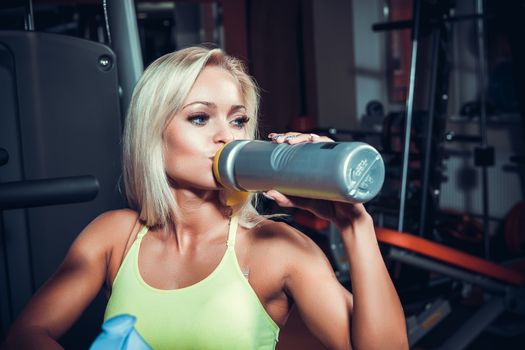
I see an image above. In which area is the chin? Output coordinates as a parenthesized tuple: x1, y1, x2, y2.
(167, 176, 217, 191)
(192, 178, 222, 191)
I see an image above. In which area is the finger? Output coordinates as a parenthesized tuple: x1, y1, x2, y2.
(268, 133, 286, 143)
(264, 190, 295, 207)
(265, 190, 336, 220)
(267, 133, 281, 141)
(268, 132, 301, 144)
(308, 134, 334, 143)
(284, 133, 317, 145)
(264, 190, 318, 210)
(334, 202, 369, 222)
(308, 133, 320, 142)
(268, 132, 330, 145)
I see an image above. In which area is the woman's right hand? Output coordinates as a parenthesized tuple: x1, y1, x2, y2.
(264, 189, 372, 233)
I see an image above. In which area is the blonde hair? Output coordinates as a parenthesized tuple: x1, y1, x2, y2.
(123, 46, 261, 228)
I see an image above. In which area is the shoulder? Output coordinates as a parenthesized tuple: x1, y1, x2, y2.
(79, 209, 139, 239)
(248, 219, 330, 269)
(69, 209, 141, 286)
(86, 208, 139, 233)
(71, 209, 140, 256)
(252, 219, 322, 249)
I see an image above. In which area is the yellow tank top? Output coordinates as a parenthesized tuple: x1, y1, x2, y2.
(104, 215, 280, 350)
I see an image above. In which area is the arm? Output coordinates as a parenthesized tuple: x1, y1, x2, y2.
(340, 207, 407, 350)
(269, 192, 408, 350)
(267, 131, 407, 349)
(1, 210, 135, 350)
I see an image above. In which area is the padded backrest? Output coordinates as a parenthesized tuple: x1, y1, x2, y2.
(0, 30, 124, 347)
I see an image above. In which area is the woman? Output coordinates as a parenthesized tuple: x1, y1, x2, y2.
(2, 46, 407, 349)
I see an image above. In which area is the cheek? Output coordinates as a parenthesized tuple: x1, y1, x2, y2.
(163, 137, 209, 176)
(163, 124, 192, 159)
(163, 133, 184, 170)
(234, 128, 251, 140)
(164, 141, 190, 168)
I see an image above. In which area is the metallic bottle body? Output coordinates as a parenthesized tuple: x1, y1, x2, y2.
(214, 140, 385, 203)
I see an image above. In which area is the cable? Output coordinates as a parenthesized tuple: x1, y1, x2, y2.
(102, 0, 112, 45)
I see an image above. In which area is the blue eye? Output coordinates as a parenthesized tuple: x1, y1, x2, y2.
(188, 114, 209, 126)
(231, 116, 250, 129)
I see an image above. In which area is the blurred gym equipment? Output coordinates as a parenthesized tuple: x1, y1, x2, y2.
(376, 227, 525, 349)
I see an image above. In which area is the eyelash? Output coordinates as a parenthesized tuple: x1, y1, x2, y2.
(188, 114, 209, 126)
(231, 116, 250, 129)
(187, 114, 250, 129)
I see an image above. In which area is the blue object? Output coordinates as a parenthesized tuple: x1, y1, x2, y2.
(90, 314, 152, 350)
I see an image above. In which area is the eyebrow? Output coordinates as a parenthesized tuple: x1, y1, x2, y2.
(182, 101, 215, 109)
(182, 101, 246, 112)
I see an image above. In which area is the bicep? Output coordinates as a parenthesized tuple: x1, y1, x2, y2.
(9, 230, 108, 339)
(286, 245, 353, 350)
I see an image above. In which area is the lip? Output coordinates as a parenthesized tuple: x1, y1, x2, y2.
(208, 151, 220, 159)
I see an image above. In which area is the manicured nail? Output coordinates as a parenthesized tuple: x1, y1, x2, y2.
(262, 192, 275, 200)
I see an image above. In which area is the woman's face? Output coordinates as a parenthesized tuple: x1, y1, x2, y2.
(163, 65, 250, 190)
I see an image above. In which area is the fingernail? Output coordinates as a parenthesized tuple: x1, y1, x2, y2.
(262, 192, 275, 200)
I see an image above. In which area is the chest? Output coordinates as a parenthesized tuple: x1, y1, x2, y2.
(105, 245, 281, 350)
(116, 233, 290, 325)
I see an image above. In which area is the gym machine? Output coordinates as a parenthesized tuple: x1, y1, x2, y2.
(0, 0, 142, 347)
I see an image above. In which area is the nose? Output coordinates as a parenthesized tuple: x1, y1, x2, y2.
(213, 121, 234, 144)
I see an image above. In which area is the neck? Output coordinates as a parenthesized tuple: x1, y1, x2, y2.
(162, 187, 232, 249)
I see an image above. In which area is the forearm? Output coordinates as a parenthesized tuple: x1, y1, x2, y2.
(342, 221, 407, 350)
(2, 326, 64, 350)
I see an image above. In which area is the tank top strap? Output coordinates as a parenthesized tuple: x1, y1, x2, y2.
(226, 214, 239, 249)
(136, 225, 149, 240)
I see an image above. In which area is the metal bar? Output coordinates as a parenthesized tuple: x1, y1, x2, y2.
(398, 0, 421, 232)
(408, 298, 451, 346)
(437, 297, 505, 350)
(0, 176, 99, 210)
(24, 0, 34, 31)
(476, 0, 491, 259)
(419, 28, 441, 237)
(388, 248, 509, 294)
(106, 0, 144, 118)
